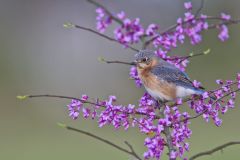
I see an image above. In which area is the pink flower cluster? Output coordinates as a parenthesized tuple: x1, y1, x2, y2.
(96, 8, 112, 33)
(95, 2, 232, 88)
(67, 72, 239, 159)
(66, 1, 240, 160)
(187, 74, 240, 127)
(114, 15, 145, 46)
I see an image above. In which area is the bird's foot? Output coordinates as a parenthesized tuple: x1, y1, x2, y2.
(154, 100, 165, 109)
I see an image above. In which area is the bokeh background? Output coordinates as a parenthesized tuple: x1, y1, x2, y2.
(0, 0, 240, 159)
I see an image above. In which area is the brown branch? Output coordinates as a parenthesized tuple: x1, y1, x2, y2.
(124, 141, 142, 160)
(208, 19, 240, 29)
(84, 0, 141, 52)
(194, 0, 205, 17)
(98, 50, 208, 67)
(171, 50, 210, 65)
(86, 0, 123, 25)
(159, 106, 176, 160)
(74, 24, 139, 52)
(143, 17, 240, 49)
(210, 81, 238, 93)
(105, 60, 135, 65)
(179, 88, 240, 123)
(59, 124, 142, 160)
(100, 58, 136, 66)
(28, 94, 98, 106)
(23, 94, 160, 119)
(189, 141, 240, 160)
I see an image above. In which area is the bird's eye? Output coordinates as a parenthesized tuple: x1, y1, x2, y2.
(142, 57, 148, 62)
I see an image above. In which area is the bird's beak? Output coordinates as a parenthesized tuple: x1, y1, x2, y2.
(134, 60, 140, 66)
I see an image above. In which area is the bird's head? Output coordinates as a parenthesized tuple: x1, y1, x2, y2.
(134, 50, 159, 69)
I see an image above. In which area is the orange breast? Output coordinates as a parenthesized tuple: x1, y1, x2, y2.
(137, 66, 177, 101)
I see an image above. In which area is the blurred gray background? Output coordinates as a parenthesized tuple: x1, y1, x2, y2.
(0, 0, 240, 159)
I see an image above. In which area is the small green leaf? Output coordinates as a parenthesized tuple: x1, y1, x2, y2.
(204, 48, 211, 55)
(189, 52, 194, 57)
(63, 22, 75, 29)
(98, 56, 105, 63)
(57, 123, 67, 128)
(16, 95, 29, 100)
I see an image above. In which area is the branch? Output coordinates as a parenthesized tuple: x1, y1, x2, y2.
(97, 49, 209, 67)
(104, 60, 135, 65)
(28, 94, 98, 105)
(143, 17, 240, 49)
(58, 123, 142, 160)
(167, 49, 210, 65)
(159, 106, 176, 160)
(86, 0, 123, 25)
(74, 24, 139, 52)
(189, 141, 240, 160)
(124, 141, 142, 160)
(98, 57, 136, 66)
(179, 88, 240, 123)
(194, 0, 205, 17)
(18, 94, 161, 119)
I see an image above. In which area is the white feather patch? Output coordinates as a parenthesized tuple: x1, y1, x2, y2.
(176, 86, 197, 98)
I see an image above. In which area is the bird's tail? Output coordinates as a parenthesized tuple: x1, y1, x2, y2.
(194, 89, 217, 100)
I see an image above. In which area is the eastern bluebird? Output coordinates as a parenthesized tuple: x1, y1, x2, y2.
(135, 50, 205, 102)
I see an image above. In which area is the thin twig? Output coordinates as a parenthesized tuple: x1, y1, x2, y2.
(74, 25, 139, 52)
(29, 94, 98, 106)
(194, 0, 205, 17)
(180, 88, 240, 122)
(86, 0, 123, 25)
(175, 51, 208, 65)
(189, 141, 240, 160)
(100, 50, 207, 67)
(143, 17, 240, 49)
(102, 59, 136, 66)
(159, 105, 176, 160)
(124, 141, 142, 160)
(85, 0, 140, 52)
(60, 124, 142, 160)
(210, 81, 238, 93)
(26, 94, 160, 119)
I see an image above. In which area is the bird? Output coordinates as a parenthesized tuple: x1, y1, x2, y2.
(134, 50, 205, 102)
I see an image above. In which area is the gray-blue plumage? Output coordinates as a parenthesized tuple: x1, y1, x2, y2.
(135, 50, 204, 95)
(151, 65, 203, 93)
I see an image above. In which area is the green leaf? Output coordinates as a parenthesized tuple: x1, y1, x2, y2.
(98, 56, 105, 63)
(63, 22, 75, 29)
(16, 95, 29, 100)
(204, 48, 211, 55)
(189, 52, 194, 57)
(57, 123, 67, 128)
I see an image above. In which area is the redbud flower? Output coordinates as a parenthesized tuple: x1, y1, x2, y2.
(221, 13, 231, 20)
(68, 99, 82, 119)
(218, 25, 229, 41)
(184, 2, 192, 10)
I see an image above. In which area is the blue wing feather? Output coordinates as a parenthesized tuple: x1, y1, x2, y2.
(151, 65, 200, 91)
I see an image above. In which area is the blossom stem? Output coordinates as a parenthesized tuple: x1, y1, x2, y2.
(74, 24, 139, 52)
(28, 94, 98, 106)
(189, 141, 240, 160)
(86, 0, 123, 25)
(194, 0, 205, 17)
(27, 94, 160, 119)
(181, 88, 240, 122)
(101, 59, 136, 66)
(100, 51, 207, 67)
(160, 106, 176, 160)
(143, 17, 240, 49)
(62, 124, 142, 160)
